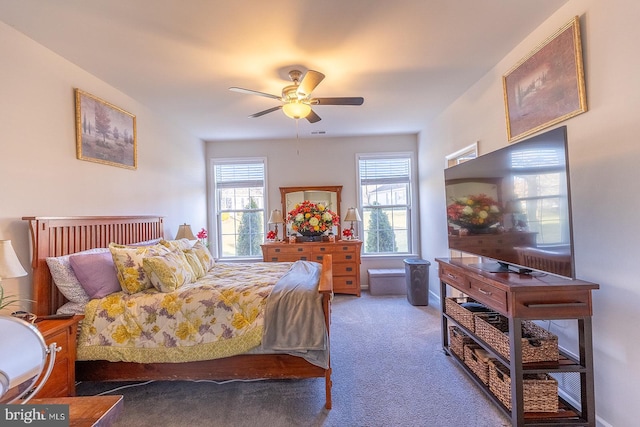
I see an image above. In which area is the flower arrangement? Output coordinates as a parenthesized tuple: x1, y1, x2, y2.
(447, 194, 502, 229)
(266, 230, 277, 240)
(342, 228, 353, 239)
(197, 228, 208, 245)
(287, 201, 339, 235)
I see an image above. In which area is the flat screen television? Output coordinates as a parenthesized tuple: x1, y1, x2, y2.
(444, 126, 574, 278)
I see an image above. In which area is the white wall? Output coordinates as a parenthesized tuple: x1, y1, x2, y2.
(417, 1, 640, 425)
(206, 134, 419, 284)
(0, 22, 207, 309)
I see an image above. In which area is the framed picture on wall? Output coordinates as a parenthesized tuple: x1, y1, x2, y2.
(75, 88, 137, 169)
(503, 16, 587, 142)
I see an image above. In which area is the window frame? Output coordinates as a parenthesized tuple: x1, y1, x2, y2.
(357, 152, 417, 257)
(210, 157, 267, 260)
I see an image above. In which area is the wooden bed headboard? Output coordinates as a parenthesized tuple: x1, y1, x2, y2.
(22, 216, 165, 316)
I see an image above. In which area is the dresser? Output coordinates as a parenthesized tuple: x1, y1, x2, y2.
(261, 240, 362, 296)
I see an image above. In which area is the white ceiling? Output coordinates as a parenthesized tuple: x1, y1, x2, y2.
(0, 0, 568, 141)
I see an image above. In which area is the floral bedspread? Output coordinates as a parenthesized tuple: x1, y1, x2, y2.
(77, 262, 294, 363)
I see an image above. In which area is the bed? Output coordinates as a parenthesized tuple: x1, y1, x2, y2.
(23, 216, 333, 409)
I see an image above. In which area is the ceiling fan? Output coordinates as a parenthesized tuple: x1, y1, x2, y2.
(229, 69, 364, 123)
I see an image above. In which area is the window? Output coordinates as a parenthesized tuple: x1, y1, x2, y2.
(212, 159, 265, 259)
(358, 154, 413, 255)
(445, 142, 478, 167)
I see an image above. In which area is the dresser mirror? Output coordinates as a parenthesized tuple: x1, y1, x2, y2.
(280, 185, 342, 239)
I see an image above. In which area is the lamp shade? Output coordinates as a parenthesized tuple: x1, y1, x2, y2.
(268, 209, 284, 224)
(282, 101, 311, 119)
(344, 208, 362, 222)
(0, 316, 48, 403)
(175, 224, 197, 240)
(0, 240, 27, 279)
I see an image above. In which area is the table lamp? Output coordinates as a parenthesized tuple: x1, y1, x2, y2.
(175, 223, 197, 240)
(268, 209, 284, 241)
(344, 208, 362, 239)
(0, 240, 28, 311)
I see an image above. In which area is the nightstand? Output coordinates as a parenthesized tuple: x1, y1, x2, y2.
(33, 315, 82, 398)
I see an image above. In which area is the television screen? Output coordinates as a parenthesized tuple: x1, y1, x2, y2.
(444, 126, 574, 278)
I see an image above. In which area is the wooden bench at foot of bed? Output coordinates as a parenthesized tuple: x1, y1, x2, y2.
(23, 216, 333, 409)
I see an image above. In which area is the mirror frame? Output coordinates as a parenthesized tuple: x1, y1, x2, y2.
(280, 185, 343, 241)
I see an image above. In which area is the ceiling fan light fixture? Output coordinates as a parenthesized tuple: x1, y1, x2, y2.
(282, 101, 311, 119)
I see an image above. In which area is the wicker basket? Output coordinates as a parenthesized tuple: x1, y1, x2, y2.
(488, 360, 558, 412)
(463, 344, 492, 385)
(475, 314, 559, 363)
(444, 297, 482, 332)
(449, 325, 474, 360)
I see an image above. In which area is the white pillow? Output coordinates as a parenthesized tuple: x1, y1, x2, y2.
(46, 248, 110, 304)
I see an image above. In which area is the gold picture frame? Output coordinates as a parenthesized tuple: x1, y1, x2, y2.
(503, 16, 587, 142)
(75, 89, 137, 169)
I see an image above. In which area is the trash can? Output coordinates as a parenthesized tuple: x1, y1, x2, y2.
(403, 258, 430, 306)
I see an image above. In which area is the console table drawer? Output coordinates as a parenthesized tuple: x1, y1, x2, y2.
(439, 263, 469, 290)
(468, 278, 507, 314)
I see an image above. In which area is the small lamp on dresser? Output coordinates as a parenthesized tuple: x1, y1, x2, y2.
(268, 209, 285, 241)
(344, 208, 362, 240)
(0, 240, 28, 311)
(175, 223, 197, 240)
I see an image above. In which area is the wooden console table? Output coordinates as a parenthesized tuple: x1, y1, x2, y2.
(29, 395, 123, 427)
(437, 257, 598, 426)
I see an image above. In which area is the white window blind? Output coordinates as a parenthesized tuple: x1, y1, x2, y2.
(359, 158, 410, 186)
(215, 162, 264, 188)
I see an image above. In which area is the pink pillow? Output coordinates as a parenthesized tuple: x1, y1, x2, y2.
(69, 251, 121, 299)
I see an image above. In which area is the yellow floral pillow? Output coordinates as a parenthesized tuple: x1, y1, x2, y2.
(192, 241, 215, 272)
(183, 249, 206, 279)
(142, 249, 196, 293)
(160, 238, 192, 251)
(109, 243, 171, 294)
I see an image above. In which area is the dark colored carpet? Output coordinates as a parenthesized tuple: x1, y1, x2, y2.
(76, 292, 509, 426)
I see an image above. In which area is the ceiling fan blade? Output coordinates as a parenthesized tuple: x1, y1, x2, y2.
(297, 70, 325, 97)
(306, 110, 321, 123)
(312, 97, 364, 106)
(249, 106, 282, 118)
(229, 87, 281, 100)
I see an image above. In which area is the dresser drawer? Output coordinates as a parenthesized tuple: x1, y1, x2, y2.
(333, 276, 359, 294)
(333, 263, 357, 276)
(265, 245, 308, 255)
(331, 244, 357, 254)
(265, 253, 311, 262)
